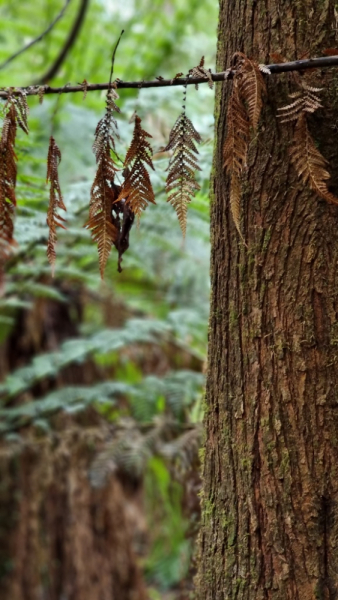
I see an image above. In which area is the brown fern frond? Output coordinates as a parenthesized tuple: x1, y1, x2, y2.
(277, 83, 322, 123)
(117, 115, 155, 218)
(234, 52, 267, 130)
(229, 174, 244, 241)
(189, 56, 214, 90)
(0, 93, 29, 282)
(85, 89, 120, 278)
(223, 53, 266, 238)
(15, 92, 29, 134)
(278, 82, 338, 205)
(223, 82, 249, 176)
(290, 114, 338, 205)
(38, 86, 46, 104)
(46, 136, 66, 275)
(163, 113, 201, 237)
(223, 81, 250, 236)
(81, 79, 88, 100)
(258, 64, 271, 75)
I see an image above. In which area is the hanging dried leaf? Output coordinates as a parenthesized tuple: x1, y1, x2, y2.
(223, 80, 250, 237)
(46, 136, 66, 275)
(277, 83, 322, 123)
(290, 114, 338, 205)
(38, 86, 46, 104)
(117, 115, 155, 218)
(164, 113, 201, 237)
(189, 56, 214, 90)
(278, 83, 338, 205)
(234, 52, 267, 130)
(85, 89, 120, 278)
(223, 53, 266, 239)
(81, 79, 88, 100)
(0, 92, 29, 286)
(259, 64, 271, 75)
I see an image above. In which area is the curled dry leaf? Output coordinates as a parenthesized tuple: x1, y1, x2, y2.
(46, 136, 66, 275)
(0, 92, 29, 288)
(117, 115, 155, 219)
(85, 89, 121, 278)
(189, 56, 214, 90)
(223, 53, 265, 238)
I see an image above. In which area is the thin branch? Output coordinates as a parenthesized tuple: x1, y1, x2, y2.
(36, 0, 90, 85)
(0, 0, 72, 71)
(2, 55, 338, 99)
(108, 30, 124, 89)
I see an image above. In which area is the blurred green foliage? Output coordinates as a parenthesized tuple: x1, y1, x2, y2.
(0, 0, 217, 590)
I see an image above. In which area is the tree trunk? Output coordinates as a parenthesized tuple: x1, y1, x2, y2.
(197, 1, 338, 598)
(0, 429, 147, 600)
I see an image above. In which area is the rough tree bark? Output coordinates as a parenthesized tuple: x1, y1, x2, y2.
(197, 1, 338, 599)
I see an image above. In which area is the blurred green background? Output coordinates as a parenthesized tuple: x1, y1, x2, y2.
(0, 0, 217, 596)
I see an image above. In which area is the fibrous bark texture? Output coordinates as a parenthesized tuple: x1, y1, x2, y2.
(197, 1, 338, 599)
(0, 429, 147, 600)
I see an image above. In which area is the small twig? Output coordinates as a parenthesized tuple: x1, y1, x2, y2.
(0, 0, 72, 71)
(36, 0, 90, 84)
(1, 55, 338, 99)
(108, 30, 124, 89)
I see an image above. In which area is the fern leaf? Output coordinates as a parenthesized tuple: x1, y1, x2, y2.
(259, 64, 271, 75)
(277, 83, 322, 123)
(86, 89, 120, 278)
(223, 81, 250, 236)
(278, 82, 338, 205)
(117, 115, 156, 218)
(229, 174, 244, 240)
(235, 53, 266, 130)
(15, 92, 29, 134)
(38, 86, 46, 104)
(0, 93, 29, 285)
(46, 136, 66, 275)
(223, 53, 266, 239)
(164, 114, 201, 237)
(290, 114, 338, 205)
(223, 82, 249, 175)
(189, 56, 214, 90)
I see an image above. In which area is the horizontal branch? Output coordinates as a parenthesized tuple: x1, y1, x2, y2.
(1, 55, 338, 99)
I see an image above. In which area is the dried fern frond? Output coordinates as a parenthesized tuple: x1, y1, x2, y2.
(164, 113, 201, 236)
(189, 56, 214, 90)
(289, 113, 338, 205)
(223, 81, 250, 236)
(0, 93, 29, 282)
(278, 83, 338, 205)
(89, 418, 201, 488)
(38, 86, 45, 104)
(81, 79, 88, 100)
(223, 83, 249, 175)
(234, 52, 267, 130)
(117, 115, 156, 218)
(14, 92, 29, 134)
(277, 83, 322, 123)
(85, 89, 121, 278)
(46, 136, 66, 275)
(223, 53, 266, 239)
(258, 64, 271, 75)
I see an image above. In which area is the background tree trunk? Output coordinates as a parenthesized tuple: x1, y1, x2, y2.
(0, 429, 147, 600)
(197, 1, 338, 598)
